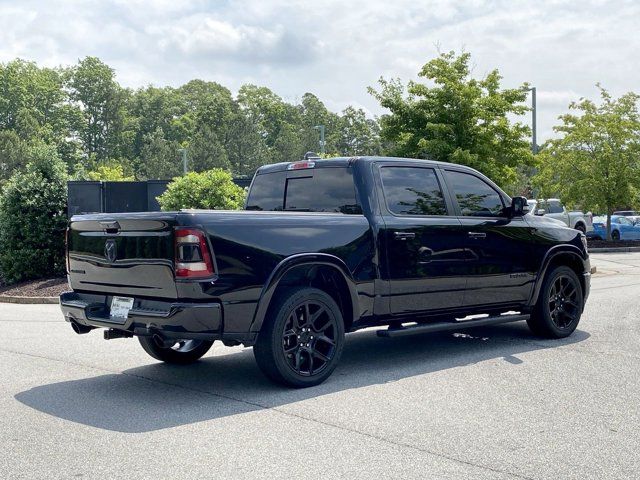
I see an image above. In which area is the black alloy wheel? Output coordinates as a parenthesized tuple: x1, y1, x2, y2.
(527, 265, 583, 338)
(547, 274, 580, 329)
(281, 298, 338, 377)
(254, 287, 345, 387)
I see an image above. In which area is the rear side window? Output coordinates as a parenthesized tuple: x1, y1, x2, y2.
(246, 168, 361, 213)
(444, 170, 505, 217)
(380, 166, 447, 215)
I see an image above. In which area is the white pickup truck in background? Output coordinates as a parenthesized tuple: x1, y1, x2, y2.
(527, 199, 594, 233)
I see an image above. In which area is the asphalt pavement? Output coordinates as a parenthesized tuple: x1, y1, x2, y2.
(1, 252, 639, 479)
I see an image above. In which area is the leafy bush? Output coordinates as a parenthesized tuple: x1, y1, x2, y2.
(0, 144, 68, 284)
(157, 169, 246, 211)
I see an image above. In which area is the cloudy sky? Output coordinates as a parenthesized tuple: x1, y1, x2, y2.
(1, 0, 638, 140)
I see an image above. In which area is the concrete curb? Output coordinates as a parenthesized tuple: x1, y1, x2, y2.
(0, 296, 59, 304)
(589, 247, 640, 253)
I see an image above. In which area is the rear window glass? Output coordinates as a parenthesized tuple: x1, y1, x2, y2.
(246, 168, 361, 214)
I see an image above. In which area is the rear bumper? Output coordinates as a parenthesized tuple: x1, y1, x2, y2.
(60, 291, 222, 340)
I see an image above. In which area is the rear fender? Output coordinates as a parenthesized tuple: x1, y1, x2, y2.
(249, 253, 359, 334)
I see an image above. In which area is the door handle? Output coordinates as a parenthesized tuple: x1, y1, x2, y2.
(394, 232, 416, 240)
(468, 232, 486, 239)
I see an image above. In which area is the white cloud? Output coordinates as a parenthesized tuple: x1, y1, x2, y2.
(0, 0, 638, 141)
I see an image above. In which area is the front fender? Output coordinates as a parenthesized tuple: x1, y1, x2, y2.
(529, 245, 588, 306)
(248, 253, 360, 334)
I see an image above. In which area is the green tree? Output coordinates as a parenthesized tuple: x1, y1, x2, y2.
(139, 127, 182, 179)
(0, 130, 29, 183)
(535, 87, 640, 239)
(86, 161, 134, 181)
(157, 169, 246, 211)
(298, 92, 340, 154)
(0, 143, 68, 283)
(188, 125, 230, 172)
(66, 57, 133, 160)
(369, 51, 533, 187)
(238, 84, 305, 162)
(225, 113, 270, 176)
(337, 106, 382, 156)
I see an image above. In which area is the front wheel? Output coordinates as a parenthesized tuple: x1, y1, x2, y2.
(527, 265, 584, 338)
(253, 287, 345, 388)
(138, 336, 213, 364)
(611, 230, 620, 241)
(575, 223, 586, 233)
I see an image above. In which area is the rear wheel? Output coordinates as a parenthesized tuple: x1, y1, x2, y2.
(138, 336, 213, 364)
(253, 287, 345, 388)
(527, 265, 583, 338)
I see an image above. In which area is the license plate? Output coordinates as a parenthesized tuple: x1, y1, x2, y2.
(110, 296, 134, 319)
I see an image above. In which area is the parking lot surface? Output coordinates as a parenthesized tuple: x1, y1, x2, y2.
(1, 252, 639, 479)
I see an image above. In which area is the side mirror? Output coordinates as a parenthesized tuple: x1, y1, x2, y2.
(511, 196, 527, 217)
(535, 209, 546, 216)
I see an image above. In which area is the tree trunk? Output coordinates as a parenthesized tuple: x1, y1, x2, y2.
(606, 209, 612, 241)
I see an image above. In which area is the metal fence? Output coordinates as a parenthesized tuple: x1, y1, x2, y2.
(68, 178, 252, 216)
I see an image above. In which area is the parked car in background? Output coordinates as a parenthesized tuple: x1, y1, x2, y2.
(589, 215, 640, 240)
(527, 199, 593, 233)
(613, 210, 640, 225)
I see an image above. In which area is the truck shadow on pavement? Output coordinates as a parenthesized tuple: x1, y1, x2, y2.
(15, 322, 589, 433)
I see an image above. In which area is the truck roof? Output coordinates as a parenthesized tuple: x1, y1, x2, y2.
(256, 156, 457, 174)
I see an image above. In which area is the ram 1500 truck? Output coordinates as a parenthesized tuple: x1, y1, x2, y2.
(61, 157, 591, 387)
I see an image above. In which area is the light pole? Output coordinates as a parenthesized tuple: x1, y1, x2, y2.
(524, 87, 537, 154)
(178, 148, 188, 174)
(314, 125, 325, 155)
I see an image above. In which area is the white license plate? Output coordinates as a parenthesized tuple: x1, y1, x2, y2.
(110, 296, 134, 319)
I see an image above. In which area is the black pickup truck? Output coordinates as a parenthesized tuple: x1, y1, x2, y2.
(61, 156, 591, 387)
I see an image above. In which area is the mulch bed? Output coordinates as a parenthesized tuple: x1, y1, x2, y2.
(587, 239, 640, 249)
(0, 277, 67, 298)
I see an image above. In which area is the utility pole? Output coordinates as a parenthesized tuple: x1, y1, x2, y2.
(314, 125, 325, 155)
(524, 87, 538, 154)
(178, 148, 188, 174)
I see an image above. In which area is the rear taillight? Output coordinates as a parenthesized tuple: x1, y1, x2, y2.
(65, 227, 70, 274)
(174, 228, 215, 279)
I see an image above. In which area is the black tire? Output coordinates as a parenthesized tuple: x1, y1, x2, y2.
(611, 230, 620, 241)
(253, 287, 345, 388)
(138, 336, 213, 364)
(527, 265, 584, 338)
(575, 223, 586, 233)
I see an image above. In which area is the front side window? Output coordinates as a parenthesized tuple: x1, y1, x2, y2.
(616, 217, 632, 226)
(380, 166, 447, 216)
(444, 170, 505, 217)
(547, 201, 564, 214)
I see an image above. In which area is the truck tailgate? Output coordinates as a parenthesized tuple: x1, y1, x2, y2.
(67, 213, 179, 299)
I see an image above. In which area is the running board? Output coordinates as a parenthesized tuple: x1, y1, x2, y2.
(376, 314, 530, 338)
